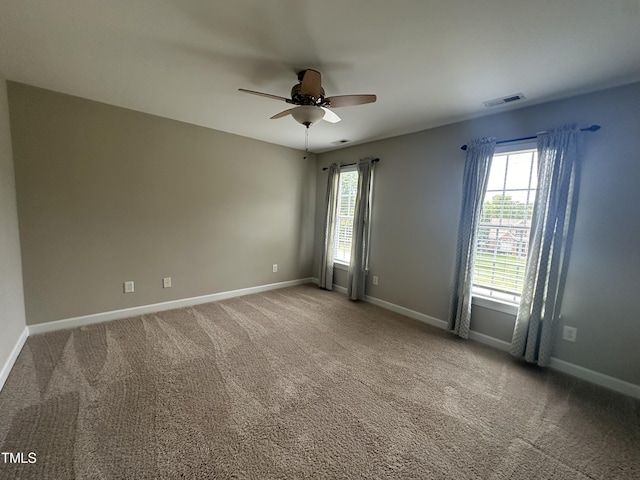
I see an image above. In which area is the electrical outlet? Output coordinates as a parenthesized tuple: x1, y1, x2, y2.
(272, 264, 278, 273)
(372, 275, 379, 286)
(124, 281, 134, 293)
(163, 277, 172, 288)
(563, 326, 577, 342)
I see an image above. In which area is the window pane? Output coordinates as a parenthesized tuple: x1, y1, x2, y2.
(474, 149, 537, 298)
(334, 170, 358, 264)
(505, 153, 537, 190)
(486, 155, 507, 191)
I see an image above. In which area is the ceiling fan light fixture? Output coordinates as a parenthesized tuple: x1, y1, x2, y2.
(238, 68, 376, 127)
(291, 106, 325, 127)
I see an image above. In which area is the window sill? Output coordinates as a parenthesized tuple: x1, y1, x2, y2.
(333, 261, 349, 271)
(472, 295, 519, 316)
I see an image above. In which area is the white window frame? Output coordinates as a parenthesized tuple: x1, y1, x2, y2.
(472, 140, 538, 312)
(333, 165, 358, 267)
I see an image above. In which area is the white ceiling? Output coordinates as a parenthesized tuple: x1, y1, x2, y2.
(1, 0, 639, 153)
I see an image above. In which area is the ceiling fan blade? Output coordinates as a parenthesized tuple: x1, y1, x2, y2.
(325, 94, 377, 108)
(270, 108, 294, 120)
(321, 107, 341, 124)
(299, 69, 322, 98)
(238, 88, 292, 103)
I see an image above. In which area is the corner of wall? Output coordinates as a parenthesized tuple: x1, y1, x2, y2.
(0, 72, 28, 392)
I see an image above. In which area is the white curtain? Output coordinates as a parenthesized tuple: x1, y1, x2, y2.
(347, 158, 375, 300)
(510, 125, 583, 366)
(319, 163, 340, 290)
(448, 138, 496, 338)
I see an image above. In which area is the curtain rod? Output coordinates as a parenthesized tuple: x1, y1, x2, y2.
(460, 125, 601, 151)
(322, 158, 380, 171)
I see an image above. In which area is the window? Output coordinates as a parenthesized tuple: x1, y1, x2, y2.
(473, 145, 538, 303)
(334, 168, 358, 264)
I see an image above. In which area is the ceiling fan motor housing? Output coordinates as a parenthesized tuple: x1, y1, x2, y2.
(291, 83, 325, 105)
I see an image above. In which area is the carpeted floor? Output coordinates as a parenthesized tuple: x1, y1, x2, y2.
(0, 284, 638, 479)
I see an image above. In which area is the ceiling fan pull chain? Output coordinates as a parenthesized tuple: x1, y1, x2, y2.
(304, 125, 309, 159)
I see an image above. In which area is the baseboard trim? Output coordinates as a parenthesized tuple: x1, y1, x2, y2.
(28, 278, 314, 336)
(549, 357, 640, 399)
(360, 292, 639, 400)
(468, 330, 511, 352)
(333, 285, 348, 295)
(0, 326, 29, 392)
(23, 277, 640, 399)
(364, 294, 447, 330)
(363, 293, 510, 354)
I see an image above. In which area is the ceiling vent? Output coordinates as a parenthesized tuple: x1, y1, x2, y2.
(483, 93, 526, 108)
(332, 139, 350, 145)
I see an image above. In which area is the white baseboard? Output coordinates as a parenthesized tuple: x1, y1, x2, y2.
(0, 326, 29, 392)
(355, 290, 640, 400)
(549, 357, 640, 399)
(28, 278, 314, 336)
(364, 293, 511, 352)
(333, 285, 348, 295)
(468, 330, 512, 352)
(21, 276, 640, 400)
(364, 294, 448, 330)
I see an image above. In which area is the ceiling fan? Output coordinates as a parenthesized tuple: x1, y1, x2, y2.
(239, 69, 376, 127)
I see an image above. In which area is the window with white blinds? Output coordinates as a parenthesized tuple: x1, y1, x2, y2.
(473, 146, 538, 303)
(334, 168, 358, 264)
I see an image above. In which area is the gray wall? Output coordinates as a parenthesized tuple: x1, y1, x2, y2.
(315, 82, 640, 385)
(8, 83, 316, 325)
(0, 75, 27, 371)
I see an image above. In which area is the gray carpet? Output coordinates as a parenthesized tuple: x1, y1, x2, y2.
(0, 284, 638, 479)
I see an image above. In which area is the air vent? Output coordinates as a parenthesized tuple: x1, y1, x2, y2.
(483, 93, 526, 108)
(332, 139, 350, 145)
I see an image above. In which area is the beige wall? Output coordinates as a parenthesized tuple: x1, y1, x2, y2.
(315, 82, 640, 385)
(0, 75, 27, 372)
(9, 83, 316, 325)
